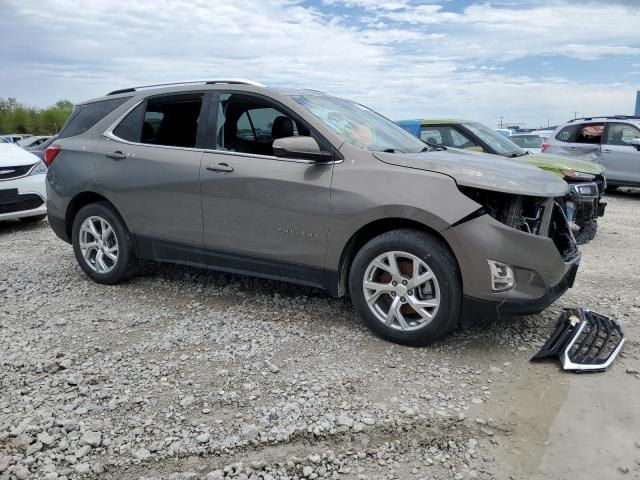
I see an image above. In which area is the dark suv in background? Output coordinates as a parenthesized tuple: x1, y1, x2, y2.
(45, 80, 579, 346)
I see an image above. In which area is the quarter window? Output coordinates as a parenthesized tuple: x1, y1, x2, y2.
(555, 125, 579, 142)
(59, 97, 130, 139)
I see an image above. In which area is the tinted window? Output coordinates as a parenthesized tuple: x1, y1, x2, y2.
(112, 94, 203, 148)
(555, 125, 579, 142)
(113, 103, 144, 142)
(604, 123, 640, 146)
(216, 93, 309, 156)
(59, 97, 129, 139)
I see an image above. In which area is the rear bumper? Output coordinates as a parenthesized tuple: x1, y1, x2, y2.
(0, 174, 47, 221)
(48, 214, 70, 243)
(461, 258, 580, 320)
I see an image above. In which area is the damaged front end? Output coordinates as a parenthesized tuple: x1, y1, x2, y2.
(459, 187, 579, 263)
(531, 308, 625, 372)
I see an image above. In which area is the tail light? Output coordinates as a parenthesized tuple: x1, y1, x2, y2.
(44, 144, 61, 166)
(541, 141, 550, 153)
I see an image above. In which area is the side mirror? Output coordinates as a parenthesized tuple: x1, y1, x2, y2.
(273, 136, 334, 162)
(631, 138, 640, 150)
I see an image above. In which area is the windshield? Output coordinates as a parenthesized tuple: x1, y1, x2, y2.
(290, 94, 427, 153)
(464, 122, 524, 157)
(511, 135, 544, 149)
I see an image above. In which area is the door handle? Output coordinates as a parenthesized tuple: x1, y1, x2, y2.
(206, 163, 234, 173)
(106, 151, 127, 160)
(602, 149, 612, 153)
(569, 147, 578, 150)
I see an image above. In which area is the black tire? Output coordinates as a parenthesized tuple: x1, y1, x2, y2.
(349, 229, 461, 346)
(574, 219, 598, 245)
(19, 214, 47, 223)
(71, 202, 137, 284)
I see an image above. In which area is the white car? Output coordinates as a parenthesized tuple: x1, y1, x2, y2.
(0, 141, 48, 222)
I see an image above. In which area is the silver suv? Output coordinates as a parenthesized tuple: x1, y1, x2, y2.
(543, 116, 640, 188)
(45, 80, 580, 346)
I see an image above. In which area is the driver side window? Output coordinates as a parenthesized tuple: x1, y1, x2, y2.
(215, 93, 310, 156)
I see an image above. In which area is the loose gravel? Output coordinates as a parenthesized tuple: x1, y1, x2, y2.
(1, 190, 639, 480)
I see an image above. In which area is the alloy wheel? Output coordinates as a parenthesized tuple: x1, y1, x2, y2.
(362, 251, 440, 331)
(79, 216, 119, 273)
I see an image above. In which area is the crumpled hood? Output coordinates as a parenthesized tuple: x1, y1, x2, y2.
(0, 143, 40, 167)
(373, 147, 568, 197)
(520, 152, 605, 175)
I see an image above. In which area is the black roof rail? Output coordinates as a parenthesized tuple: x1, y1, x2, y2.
(567, 115, 640, 123)
(107, 79, 265, 96)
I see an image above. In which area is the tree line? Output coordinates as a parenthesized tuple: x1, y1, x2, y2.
(0, 97, 74, 136)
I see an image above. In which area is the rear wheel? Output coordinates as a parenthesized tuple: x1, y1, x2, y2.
(349, 229, 461, 346)
(72, 202, 137, 284)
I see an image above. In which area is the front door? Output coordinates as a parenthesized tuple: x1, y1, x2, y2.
(600, 122, 640, 185)
(199, 92, 334, 284)
(95, 93, 206, 246)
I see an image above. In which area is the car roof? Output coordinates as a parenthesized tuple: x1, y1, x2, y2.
(79, 81, 330, 106)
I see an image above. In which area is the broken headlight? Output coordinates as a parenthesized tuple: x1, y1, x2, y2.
(458, 187, 549, 235)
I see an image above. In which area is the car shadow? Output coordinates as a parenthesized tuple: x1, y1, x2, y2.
(605, 186, 640, 198)
(0, 217, 49, 235)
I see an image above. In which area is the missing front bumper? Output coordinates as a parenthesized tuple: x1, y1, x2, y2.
(531, 308, 625, 372)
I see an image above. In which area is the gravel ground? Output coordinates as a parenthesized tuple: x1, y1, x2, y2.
(1, 190, 639, 480)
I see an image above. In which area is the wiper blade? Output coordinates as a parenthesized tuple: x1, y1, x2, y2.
(423, 142, 446, 151)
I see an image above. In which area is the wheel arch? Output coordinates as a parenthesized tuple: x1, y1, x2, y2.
(334, 217, 461, 297)
(65, 191, 127, 241)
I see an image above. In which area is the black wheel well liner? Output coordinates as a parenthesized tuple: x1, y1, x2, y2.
(335, 218, 461, 297)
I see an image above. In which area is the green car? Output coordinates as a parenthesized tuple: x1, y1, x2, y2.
(396, 119, 607, 244)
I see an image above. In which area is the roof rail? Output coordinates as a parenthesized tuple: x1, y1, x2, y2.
(567, 115, 640, 123)
(107, 79, 265, 96)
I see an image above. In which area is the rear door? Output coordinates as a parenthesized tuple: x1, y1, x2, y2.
(600, 122, 640, 185)
(199, 91, 334, 283)
(95, 92, 207, 246)
(553, 123, 603, 160)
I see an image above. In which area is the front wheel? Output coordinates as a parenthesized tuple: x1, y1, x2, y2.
(71, 202, 137, 284)
(349, 229, 461, 346)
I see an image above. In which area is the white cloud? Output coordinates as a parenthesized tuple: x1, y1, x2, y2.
(0, 0, 638, 128)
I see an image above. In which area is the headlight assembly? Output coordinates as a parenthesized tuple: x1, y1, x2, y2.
(561, 170, 595, 181)
(28, 161, 48, 176)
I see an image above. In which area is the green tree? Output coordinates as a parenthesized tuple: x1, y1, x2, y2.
(0, 97, 74, 135)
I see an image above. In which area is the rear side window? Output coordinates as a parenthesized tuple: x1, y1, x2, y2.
(112, 94, 203, 148)
(555, 125, 579, 142)
(59, 97, 129, 139)
(555, 123, 604, 144)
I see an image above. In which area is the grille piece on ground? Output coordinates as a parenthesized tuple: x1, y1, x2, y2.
(531, 308, 625, 372)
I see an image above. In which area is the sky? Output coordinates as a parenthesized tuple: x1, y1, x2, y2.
(1, 0, 639, 128)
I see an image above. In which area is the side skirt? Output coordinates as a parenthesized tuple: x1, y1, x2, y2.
(134, 235, 340, 294)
